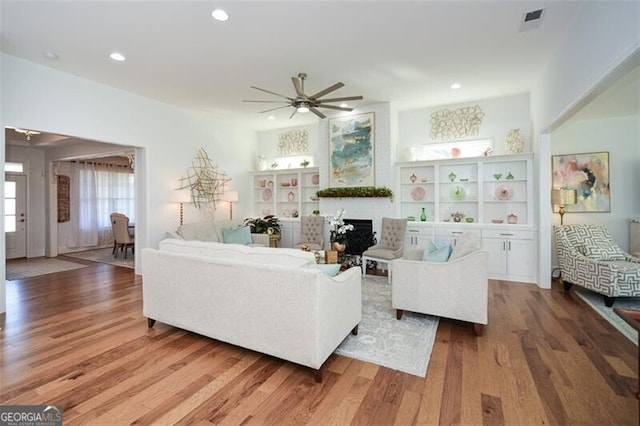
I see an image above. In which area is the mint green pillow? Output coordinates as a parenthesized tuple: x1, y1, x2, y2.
(222, 226, 252, 245)
(422, 240, 452, 262)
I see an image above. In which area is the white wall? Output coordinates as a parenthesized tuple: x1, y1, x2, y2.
(551, 115, 640, 255)
(1, 54, 256, 314)
(532, 2, 640, 133)
(398, 94, 531, 159)
(5, 145, 46, 257)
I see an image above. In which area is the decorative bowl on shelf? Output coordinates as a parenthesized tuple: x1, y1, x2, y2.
(493, 173, 502, 180)
(449, 186, 466, 201)
(407, 216, 416, 221)
(465, 217, 474, 223)
(495, 185, 514, 201)
(459, 178, 469, 182)
(492, 219, 504, 224)
(281, 182, 291, 187)
(442, 218, 450, 222)
(309, 196, 319, 201)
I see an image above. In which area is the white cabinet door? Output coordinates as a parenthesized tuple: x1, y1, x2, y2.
(507, 238, 536, 281)
(280, 222, 293, 248)
(482, 238, 507, 276)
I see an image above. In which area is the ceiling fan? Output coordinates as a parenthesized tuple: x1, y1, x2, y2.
(243, 72, 363, 119)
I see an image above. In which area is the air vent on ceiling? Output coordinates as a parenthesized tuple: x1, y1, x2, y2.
(520, 8, 544, 31)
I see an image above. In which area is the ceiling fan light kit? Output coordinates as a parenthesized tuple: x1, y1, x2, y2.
(243, 72, 363, 119)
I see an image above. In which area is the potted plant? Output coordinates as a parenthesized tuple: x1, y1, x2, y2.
(243, 215, 281, 236)
(326, 208, 354, 252)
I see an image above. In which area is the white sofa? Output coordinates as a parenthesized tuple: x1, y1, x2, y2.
(392, 247, 489, 336)
(142, 239, 362, 382)
(168, 220, 270, 246)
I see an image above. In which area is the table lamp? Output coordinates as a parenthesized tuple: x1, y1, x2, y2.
(175, 190, 192, 225)
(222, 191, 239, 220)
(551, 188, 577, 225)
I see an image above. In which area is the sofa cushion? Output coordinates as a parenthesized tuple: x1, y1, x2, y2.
(222, 226, 252, 245)
(158, 239, 316, 268)
(449, 232, 480, 261)
(176, 222, 219, 242)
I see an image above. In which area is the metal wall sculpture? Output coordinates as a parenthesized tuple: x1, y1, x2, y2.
(430, 105, 485, 140)
(178, 148, 231, 209)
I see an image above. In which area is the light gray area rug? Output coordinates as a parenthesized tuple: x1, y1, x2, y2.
(336, 275, 439, 377)
(575, 289, 639, 344)
(6, 257, 87, 280)
(64, 247, 134, 269)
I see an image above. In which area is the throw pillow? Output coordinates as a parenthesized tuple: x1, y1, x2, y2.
(449, 232, 480, 260)
(581, 242, 626, 261)
(422, 239, 452, 262)
(318, 263, 341, 277)
(222, 226, 252, 245)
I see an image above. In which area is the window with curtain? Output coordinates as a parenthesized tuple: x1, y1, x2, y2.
(67, 158, 135, 248)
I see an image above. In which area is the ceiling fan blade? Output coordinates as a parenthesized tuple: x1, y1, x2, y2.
(317, 95, 363, 103)
(309, 107, 326, 119)
(315, 104, 353, 112)
(289, 108, 298, 119)
(309, 82, 345, 100)
(259, 105, 292, 113)
(243, 100, 290, 103)
(291, 77, 304, 97)
(250, 86, 295, 101)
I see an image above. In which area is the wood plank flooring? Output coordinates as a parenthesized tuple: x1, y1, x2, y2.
(1, 257, 637, 425)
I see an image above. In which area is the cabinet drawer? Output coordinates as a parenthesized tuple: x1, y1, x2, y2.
(436, 227, 481, 238)
(482, 229, 534, 240)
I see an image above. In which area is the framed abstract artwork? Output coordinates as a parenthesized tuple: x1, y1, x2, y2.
(328, 112, 375, 188)
(551, 151, 610, 212)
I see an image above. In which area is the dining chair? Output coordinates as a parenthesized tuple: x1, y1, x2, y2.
(110, 212, 135, 258)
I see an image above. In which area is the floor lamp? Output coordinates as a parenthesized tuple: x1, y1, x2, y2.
(551, 189, 577, 225)
(222, 191, 239, 220)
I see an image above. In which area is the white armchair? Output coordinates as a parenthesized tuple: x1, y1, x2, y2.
(392, 247, 489, 336)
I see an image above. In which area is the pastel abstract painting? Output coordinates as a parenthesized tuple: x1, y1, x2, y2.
(329, 112, 375, 187)
(552, 151, 610, 212)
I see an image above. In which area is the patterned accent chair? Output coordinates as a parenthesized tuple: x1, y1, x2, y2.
(361, 217, 408, 283)
(554, 224, 640, 307)
(295, 215, 325, 251)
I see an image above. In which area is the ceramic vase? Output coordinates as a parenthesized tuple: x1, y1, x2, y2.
(332, 241, 346, 253)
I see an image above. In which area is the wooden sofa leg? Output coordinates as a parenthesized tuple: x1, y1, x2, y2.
(604, 296, 615, 308)
(563, 281, 573, 292)
(314, 365, 324, 383)
(473, 323, 485, 337)
(351, 325, 359, 335)
(147, 318, 156, 328)
(396, 309, 403, 320)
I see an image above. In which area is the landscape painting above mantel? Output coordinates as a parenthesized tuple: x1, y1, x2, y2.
(329, 112, 374, 188)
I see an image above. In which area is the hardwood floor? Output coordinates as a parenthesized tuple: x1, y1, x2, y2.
(1, 258, 638, 425)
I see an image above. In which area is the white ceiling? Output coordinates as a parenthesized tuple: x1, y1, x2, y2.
(1, 1, 588, 131)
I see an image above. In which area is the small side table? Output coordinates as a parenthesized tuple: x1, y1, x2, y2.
(614, 307, 640, 424)
(269, 235, 280, 248)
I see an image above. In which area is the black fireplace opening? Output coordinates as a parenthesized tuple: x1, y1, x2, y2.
(344, 219, 376, 256)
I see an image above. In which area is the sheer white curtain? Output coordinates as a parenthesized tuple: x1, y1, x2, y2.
(67, 161, 135, 249)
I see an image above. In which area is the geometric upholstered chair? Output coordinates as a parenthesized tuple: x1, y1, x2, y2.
(110, 212, 135, 259)
(294, 215, 325, 251)
(554, 224, 640, 307)
(361, 217, 408, 283)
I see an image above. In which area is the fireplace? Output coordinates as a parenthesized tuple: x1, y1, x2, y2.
(343, 219, 376, 256)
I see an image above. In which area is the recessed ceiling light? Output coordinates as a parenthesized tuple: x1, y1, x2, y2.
(268, 115, 275, 120)
(211, 9, 229, 21)
(110, 52, 126, 62)
(42, 51, 58, 61)
(450, 83, 462, 90)
(340, 103, 349, 108)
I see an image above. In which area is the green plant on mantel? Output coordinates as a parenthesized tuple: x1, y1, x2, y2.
(316, 186, 394, 201)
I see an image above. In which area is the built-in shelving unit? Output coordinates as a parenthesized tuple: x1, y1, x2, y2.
(251, 167, 320, 218)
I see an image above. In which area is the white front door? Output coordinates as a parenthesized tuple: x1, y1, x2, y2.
(5, 175, 27, 259)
